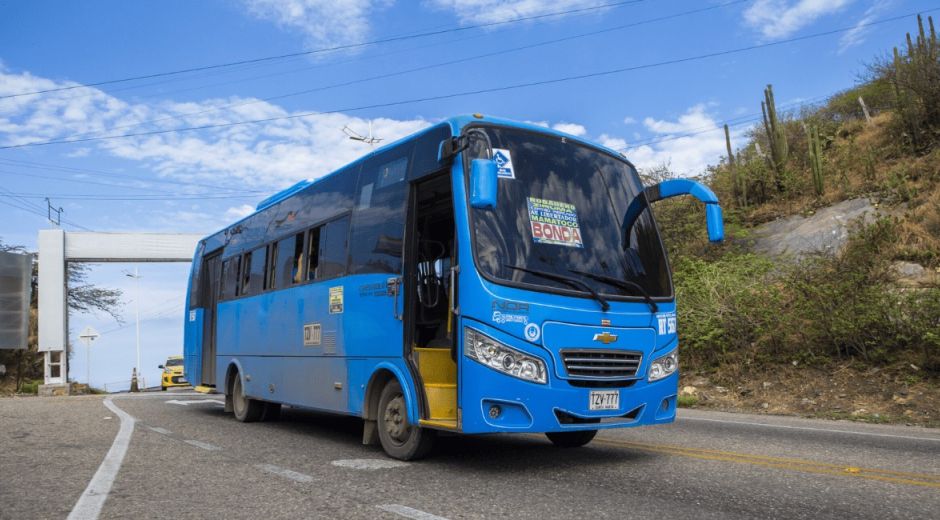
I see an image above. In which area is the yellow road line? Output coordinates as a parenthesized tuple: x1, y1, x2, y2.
(591, 438, 940, 489)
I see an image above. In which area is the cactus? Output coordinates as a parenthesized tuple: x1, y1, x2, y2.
(807, 125, 824, 196)
(723, 123, 746, 207)
(761, 84, 788, 192)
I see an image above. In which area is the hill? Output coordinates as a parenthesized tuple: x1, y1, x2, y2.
(655, 16, 940, 426)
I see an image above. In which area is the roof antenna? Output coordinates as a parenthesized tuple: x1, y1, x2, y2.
(342, 120, 383, 148)
(45, 197, 63, 227)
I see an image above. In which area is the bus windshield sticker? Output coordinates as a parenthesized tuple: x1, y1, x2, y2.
(492, 148, 515, 179)
(329, 286, 344, 314)
(526, 197, 584, 248)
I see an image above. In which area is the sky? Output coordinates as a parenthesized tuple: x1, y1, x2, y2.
(0, 0, 935, 390)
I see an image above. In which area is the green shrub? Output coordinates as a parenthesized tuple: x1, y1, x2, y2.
(19, 379, 41, 394)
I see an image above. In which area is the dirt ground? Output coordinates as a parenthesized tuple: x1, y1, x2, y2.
(679, 361, 940, 428)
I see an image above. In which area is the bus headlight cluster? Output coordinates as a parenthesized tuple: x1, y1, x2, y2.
(648, 349, 678, 382)
(464, 327, 547, 384)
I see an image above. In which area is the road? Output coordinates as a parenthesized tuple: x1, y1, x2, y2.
(1, 391, 938, 519)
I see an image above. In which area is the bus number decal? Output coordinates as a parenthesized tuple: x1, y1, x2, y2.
(329, 286, 344, 314)
(657, 312, 677, 336)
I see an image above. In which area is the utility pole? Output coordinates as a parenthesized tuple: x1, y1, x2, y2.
(124, 268, 142, 391)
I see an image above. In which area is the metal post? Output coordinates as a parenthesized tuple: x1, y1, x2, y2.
(134, 267, 140, 375)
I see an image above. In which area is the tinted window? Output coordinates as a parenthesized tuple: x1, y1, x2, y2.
(306, 227, 321, 281)
(410, 124, 451, 180)
(318, 216, 350, 280)
(276, 233, 304, 289)
(246, 248, 265, 295)
(264, 243, 277, 290)
(349, 143, 414, 274)
(467, 126, 671, 298)
(220, 256, 240, 300)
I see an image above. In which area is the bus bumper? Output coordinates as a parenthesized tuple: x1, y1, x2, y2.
(459, 360, 678, 434)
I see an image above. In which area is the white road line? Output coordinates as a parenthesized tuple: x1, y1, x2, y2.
(680, 416, 940, 442)
(165, 399, 224, 406)
(378, 504, 450, 520)
(255, 463, 314, 483)
(184, 439, 222, 451)
(67, 398, 135, 520)
(146, 426, 172, 435)
(332, 458, 410, 470)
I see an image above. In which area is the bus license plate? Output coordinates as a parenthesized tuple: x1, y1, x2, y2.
(589, 390, 619, 411)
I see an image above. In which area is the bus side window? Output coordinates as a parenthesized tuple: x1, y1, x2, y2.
(276, 233, 304, 289)
(306, 227, 321, 281)
(221, 256, 240, 300)
(264, 243, 277, 291)
(247, 247, 265, 295)
(237, 251, 252, 297)
(349, 143, 414, 274)
(318, 215, 349, 280)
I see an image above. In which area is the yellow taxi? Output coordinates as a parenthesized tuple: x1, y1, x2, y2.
(159, 355, 188, 391)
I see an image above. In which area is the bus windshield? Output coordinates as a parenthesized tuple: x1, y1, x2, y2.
(467, 125, 671, 300)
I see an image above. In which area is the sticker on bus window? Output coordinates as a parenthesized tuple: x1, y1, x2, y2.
(492, 148, 515, 179)
(527, 197, 583, 248)
(329, 286, 344, 314)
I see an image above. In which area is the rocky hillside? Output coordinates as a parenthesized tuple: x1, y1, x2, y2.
(654, 16, 940, 426)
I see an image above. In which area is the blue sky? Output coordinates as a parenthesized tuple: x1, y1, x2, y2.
(1, 0, 935, 389)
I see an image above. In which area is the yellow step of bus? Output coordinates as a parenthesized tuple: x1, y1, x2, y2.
(415, 347, 457, 425)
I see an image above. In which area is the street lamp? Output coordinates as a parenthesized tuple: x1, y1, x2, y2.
(124, 268, 142, 389)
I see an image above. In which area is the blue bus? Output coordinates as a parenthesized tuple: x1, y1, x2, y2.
(183, 114, 723, 459)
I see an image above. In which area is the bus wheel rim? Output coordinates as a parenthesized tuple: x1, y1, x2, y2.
(383, 394, 408, 445)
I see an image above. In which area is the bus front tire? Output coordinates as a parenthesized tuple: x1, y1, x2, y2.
(546, 430, 597, 448)
(377, 380, 434, 460)
(231, 374, 263, 422)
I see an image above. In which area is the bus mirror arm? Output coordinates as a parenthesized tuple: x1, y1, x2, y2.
(622, 179, 724, 243)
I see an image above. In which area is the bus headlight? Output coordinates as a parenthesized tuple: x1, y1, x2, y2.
(648, 349, 678, 382)
(464, 327, 547, 384)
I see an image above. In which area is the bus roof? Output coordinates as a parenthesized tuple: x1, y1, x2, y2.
(211, 114, 629, 241)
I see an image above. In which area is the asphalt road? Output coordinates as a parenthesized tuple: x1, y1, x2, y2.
(1, 391, 938, 519)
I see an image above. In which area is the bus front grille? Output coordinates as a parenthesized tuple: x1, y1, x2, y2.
(560, 349, 642, 379)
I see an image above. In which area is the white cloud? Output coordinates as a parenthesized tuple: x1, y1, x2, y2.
(623, 104, 746, 177)
(241, 0, 391, 49)
(225, 204, 257, 220)
(597, 134, 627, 151)
(839, 1, 891, 53)
(744, 0, 854, 39)
(551, 122, 586, 136)
(427, 0, 608, 25)
(622, 116, 636, 125)
(0, 68, 431, 191)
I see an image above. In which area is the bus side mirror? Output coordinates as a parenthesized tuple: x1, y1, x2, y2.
(705, 204, 724, 242)
(158, 365, 165, 370)
(623, 179, 724, 243)
(470, 158, 498, 209)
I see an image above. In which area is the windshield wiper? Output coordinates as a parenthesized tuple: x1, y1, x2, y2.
(504, 264, 610, 312)
(567, 269, 658, 313)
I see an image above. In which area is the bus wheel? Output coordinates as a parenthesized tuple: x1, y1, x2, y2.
(546, 430, 597, 448)
(231, 374, 263, 422)
(377, 380, 434, 460)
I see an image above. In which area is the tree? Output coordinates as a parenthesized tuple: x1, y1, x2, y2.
(0, 238, 122, 392)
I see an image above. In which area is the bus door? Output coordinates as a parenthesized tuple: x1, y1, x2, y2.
(200, 251, 222, 386)
(406, 172, 458, 429)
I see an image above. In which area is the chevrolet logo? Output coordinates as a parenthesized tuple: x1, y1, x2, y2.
(593, 332, 618, 344)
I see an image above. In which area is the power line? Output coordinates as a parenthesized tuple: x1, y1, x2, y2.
(62, 1, 750, 140)
(4, 192, 260, 201)
(0, 0, 645, 100)
(3, 8, 931, 151)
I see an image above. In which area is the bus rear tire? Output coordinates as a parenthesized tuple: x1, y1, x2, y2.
(546, 430, 597, 448)
(377, 380, 434, 460)
(231, 374, 263, 423)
